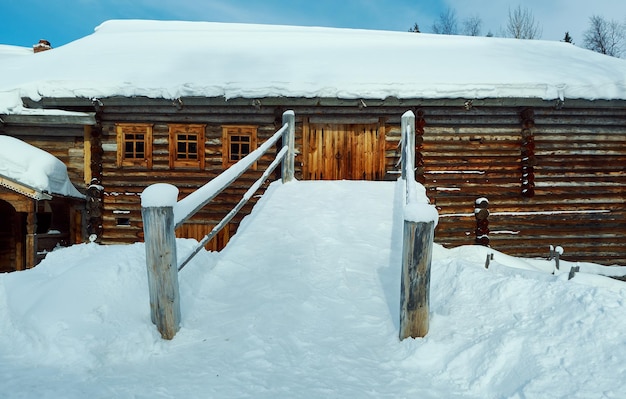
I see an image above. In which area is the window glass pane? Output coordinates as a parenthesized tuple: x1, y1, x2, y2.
(136, 142, 145, 158)
(230, 143, 239, 160)
(177, 142, 186, 156)
(125, 142, 134, 157)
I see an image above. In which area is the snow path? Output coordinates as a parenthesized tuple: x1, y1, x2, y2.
(0, 180, 625, 398)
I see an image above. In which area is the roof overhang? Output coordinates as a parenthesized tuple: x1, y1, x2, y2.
(0, 111, 96, 126)
(22, 95, 626, 110)
(0, 174, 53, 200)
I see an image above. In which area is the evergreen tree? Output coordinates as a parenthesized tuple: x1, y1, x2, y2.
(408, 22, 420, 33)
(562, 31, 573, 44)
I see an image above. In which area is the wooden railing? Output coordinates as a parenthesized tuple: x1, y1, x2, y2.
(398, 110, 438, 340)
(140, 110, 295, 339)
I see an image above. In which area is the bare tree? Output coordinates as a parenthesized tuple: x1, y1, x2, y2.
(432, 7, 458, 35)
(462, 15, 483, 36)
(583, 15, 625, 57)
(504, 5, 542, 39)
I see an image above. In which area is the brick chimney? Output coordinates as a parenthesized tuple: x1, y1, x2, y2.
(33, 39, 52, 53)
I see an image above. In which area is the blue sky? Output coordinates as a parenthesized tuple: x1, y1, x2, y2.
(2, 0, 625, 48)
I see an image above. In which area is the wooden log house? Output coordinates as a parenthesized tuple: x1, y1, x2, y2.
(0, 129, 88, 271)
(0, 21, 625, 267)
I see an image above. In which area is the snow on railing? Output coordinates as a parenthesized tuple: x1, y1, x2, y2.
(140, 110, 296, 339)
(399, 110, 438, 341)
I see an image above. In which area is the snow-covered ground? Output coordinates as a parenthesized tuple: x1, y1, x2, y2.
(1, 179, 625, 398)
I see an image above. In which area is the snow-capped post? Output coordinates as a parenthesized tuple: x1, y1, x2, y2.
(400, 110, 437, 340)
(474, 197, 490, 246)
(549, 245, 563, 273)
(281, 110, 295, 183)
(141, 183, 181, 340)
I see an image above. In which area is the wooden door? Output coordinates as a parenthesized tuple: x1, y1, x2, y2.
(0, 200, 23, 272)
(302, 122, 385, 180)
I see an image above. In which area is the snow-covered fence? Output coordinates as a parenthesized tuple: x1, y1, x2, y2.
(140, 110, 296, 339)
(399, 110, 438, 340)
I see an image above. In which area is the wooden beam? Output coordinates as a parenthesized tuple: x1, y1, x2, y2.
(0, 175, 52, 200)
(1, 113, 95, 126)
(22, 95, 626, 110)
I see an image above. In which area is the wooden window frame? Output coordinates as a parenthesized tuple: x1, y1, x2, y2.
(116, 123, 153, 168)
(169, 124, 206, 169)
(222, 125, 258, 169)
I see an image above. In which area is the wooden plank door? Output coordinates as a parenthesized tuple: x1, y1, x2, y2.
(302, 122, 385, 180)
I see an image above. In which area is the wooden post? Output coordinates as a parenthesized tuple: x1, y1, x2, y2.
(141, 184, 181, 340)
(474, 197, 490, 246)
(25, 206, 36, 269)
(400, 219, 435, 339)
(399, 109, 435, 340)
(281, 110, 295, 183)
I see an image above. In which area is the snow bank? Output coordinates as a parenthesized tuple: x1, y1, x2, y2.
(0, 180, 624, 398)
(0, 135, 84, 198)
(1, 20, 626, 114)
(0, 44, 31, 59)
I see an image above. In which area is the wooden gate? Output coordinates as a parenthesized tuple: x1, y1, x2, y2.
(302, 122, 385, 180)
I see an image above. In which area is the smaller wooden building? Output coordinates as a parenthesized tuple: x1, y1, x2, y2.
(0, 135, 85, 272)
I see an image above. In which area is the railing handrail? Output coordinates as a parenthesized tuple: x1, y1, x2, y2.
(140, 110, 295, 339)
(176, 144, 289, 271)
(174, 121, 290, 228)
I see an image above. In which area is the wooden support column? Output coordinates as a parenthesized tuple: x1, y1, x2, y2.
(13, 211, 24, 271)
(414, 109, 426, 184)
(520, 108, 536, 198)
(474, 197, 490, 246)
(25, 205, 36, 269)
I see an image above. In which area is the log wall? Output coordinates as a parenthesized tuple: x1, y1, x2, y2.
(16, 96, 626, 264)
(416, 104, 626, 265)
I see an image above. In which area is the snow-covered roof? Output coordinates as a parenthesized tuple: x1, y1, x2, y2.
(1, 20, 626, 114)
(0, 135, 84, 199)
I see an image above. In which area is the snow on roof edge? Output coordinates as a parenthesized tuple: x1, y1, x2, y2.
(0, 135, 85, 199)
(1, 20, 626, 105)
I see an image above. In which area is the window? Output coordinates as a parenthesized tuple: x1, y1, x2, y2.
(169, 124, 206, 168)
(222, 126, 257, 168)
(116, 123, 153, 167)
